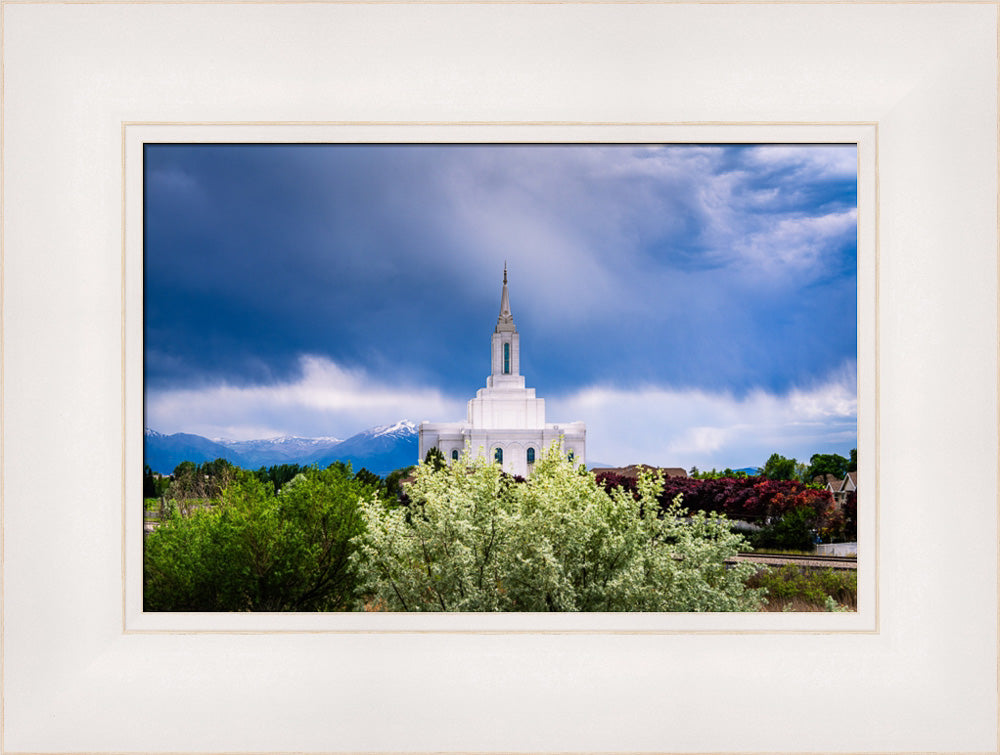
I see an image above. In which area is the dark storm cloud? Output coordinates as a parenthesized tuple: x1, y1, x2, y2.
(144, 142, 858, 459)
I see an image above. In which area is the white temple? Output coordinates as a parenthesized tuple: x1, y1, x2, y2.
(418, 266, 586, 477)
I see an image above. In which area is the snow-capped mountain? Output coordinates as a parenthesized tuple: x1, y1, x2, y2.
(143, 428, 253, 472)
(144, 422, 418, 477)
(214, 435, 343, 468)
(307, 421, 418, 472)
(370, 420, 418, 438)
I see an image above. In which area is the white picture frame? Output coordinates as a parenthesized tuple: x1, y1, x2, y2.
(3, 2, 996, 752)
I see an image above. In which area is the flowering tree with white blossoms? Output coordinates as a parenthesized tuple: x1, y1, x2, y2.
(352, 446, 764, 612)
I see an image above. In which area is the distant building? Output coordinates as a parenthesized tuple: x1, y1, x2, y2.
(818, 473, 842, 492)
(824, 470, 858, 508)
(418, 266, 586, 477)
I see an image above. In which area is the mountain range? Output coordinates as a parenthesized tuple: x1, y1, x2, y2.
(144, 421, 419, 477)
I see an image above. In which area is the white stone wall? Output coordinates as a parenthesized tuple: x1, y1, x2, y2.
(467, 391, 545, 429)
(420, 421, 585, 478)
(418, 421, 466, 463)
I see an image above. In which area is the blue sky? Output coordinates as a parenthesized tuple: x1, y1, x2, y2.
(144, 143, 857, 470)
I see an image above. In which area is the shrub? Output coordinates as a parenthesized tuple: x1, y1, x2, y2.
(144, 464, 376, 611)
(749, 507, 818, 551)
(594, 472, 840, 540)
(352, 447, 764, 612)
(748, 565, 857, 610)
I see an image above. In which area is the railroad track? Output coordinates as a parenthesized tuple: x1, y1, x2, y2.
(728, 552, 858, 570)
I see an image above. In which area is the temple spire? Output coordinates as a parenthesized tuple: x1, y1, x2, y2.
(496, 263, 515, 332)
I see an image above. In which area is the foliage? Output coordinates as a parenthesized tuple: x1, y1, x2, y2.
(747, 565, 856, 610)
(384, 465, 416, 503)
(144, 463, 378, 611)
(689, 467, 752, 480)
(164, 458, 240, 515)
(596, 469, 851, 551)
(254, 463, 308, 494)
(848, 448, 857, 472)
(822, 489, 857, 543)
(595, 472, 835, 529)
(143, 465, 170, 498)
(762, 453, 798, 481)
(352, 447, 764, 612)
(424, 447, 447, 471)
(793, 461, 809, 483)
(353, 467, 383, 490)
(806, 453, 849, 483)
(748, 507, 818, 551)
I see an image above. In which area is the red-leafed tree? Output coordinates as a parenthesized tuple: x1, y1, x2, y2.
(595, 470, 840, 535)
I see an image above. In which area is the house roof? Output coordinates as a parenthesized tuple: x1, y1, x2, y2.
(590, 464, 688, 479)
(817, 473, 842, 490)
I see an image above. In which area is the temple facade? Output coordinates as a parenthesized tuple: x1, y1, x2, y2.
(418, 266, 586, 477)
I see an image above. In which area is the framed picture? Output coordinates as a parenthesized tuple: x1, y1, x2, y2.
(124, 125, 875, 633)
(4, 2, 996, 753)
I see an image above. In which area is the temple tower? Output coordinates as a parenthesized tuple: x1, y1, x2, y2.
(419, 266, 586, 477)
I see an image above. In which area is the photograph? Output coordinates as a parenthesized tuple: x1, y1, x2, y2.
(143, 142, 859, 613)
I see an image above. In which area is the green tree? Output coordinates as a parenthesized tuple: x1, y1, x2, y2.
(352, 446, 763, 612)
(847, 448, 857, 473)
(143, 465, 169, 498)
(762, 453, 797, 481)
(749, 507, 819, 551)
(353, 467, 383, 490)
(424, 446, 447, 471)
(144, 465, 155, 497)
(793, 461, 810, 483)
(384, 465, 416, 501)
(254, 463, 307, 493)
(806, 453, 849, 482)
(164, 458, 238, 515)
(144, 464, 376, 611)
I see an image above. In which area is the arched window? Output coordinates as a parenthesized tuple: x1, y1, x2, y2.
(527, 447, 535, 464)
(494, 447, 503, 464)
(503, 342, 510, 374)
(451, 449, 459, 462)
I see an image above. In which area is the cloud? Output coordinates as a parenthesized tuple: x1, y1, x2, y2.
(144, 351, 858, 477)
(143, 143, 857, 443)
(548, 362, 857, 469)
(734, 207, 858, 272)
(145, 355, 465, 440)
(424, 144, 856, 326)
(742, 144, 858, 178)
